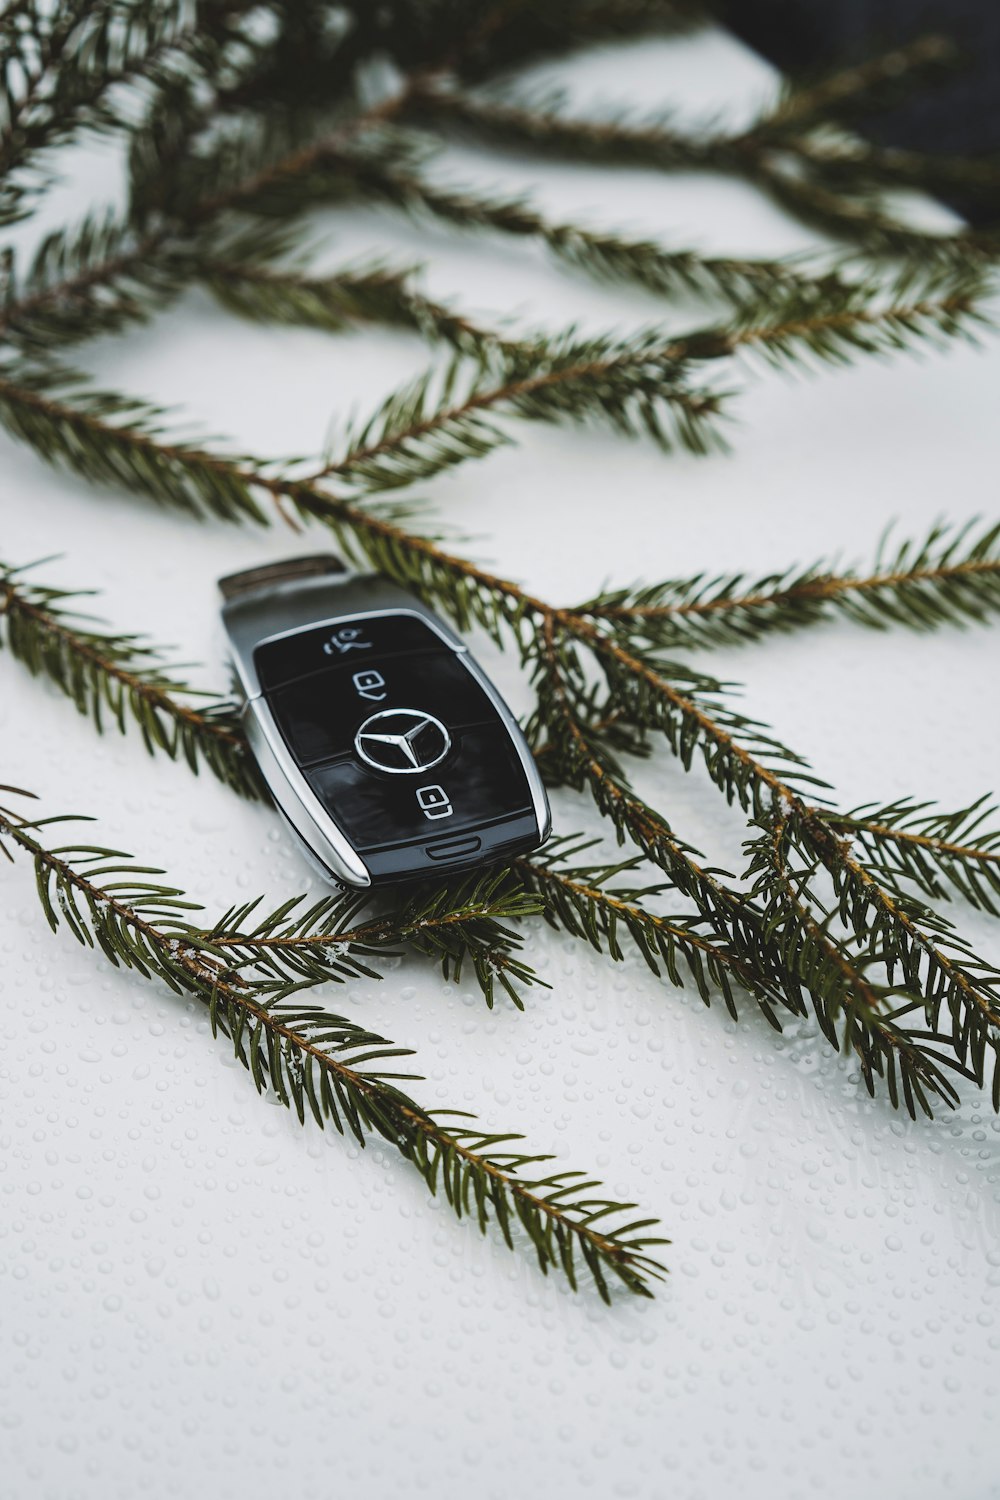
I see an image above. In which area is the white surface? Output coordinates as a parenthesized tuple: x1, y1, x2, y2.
(2, 28, 1000, 1500)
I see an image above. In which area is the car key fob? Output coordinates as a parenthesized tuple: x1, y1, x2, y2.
(219, 554, 551, 887)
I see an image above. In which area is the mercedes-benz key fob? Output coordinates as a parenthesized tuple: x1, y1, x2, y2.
(219, 554, 551, 887)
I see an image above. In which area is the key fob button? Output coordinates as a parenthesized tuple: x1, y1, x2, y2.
(255, 612, 449, 690)
(306, 725, 532, 851)
(268, 651, 496, 768)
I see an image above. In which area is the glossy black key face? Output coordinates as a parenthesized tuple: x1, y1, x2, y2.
(254, 611, 447, 690)
(249, 598, 545, 881)
(306, 725, 532, 852)
(268, 650, 495, 767)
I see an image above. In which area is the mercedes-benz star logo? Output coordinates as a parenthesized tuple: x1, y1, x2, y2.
(354, 708, 451, 775)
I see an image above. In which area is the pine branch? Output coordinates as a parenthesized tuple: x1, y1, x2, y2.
(778, 134, 1000, 209)
(277, 499, 1000, 1114)
(316, 335, 726, 494)
(746, 812, 968, 1117)
(0, 372, 537, 638)
(9, 551, 941, 1118)
(672, 273, 990, 370)
(333, 153, 826, 309)
(0, 340, 723, 523)
(198, 253, 511, 359)
(514, 841, 786, 1021)
(308, 275, 985, 495)
(0, 360, 273, 522)
(577, 520, 1000, 650)
(527, 649, 967, 1116)
(5, 543, 983, 1122)
(575, 624, 1000, 1106)
(0, 568, 811, 1051)
(533, 587, 980, 1119)
(524, 635, 805, 1024)
(0, 794, 668, 1301)
(318, 360, 517, 491)
(0, 0, 201, 226)
(0, 557, 260, 797)
(397, 42, 1000, 262)
(407, 35, 958, 168)
(544, 617, 832, 816)
(196, 869, 546, 1011)
(760, 809, 1000, 1105)
(0, 68, 428, 350)
(756, 33, 960, 135)
(7, 449, 997, 1118)
(0, 213, 189, 351)
(0, 563, 807, 1035)
(822, 797, 1000, 918)
(741, 168, 999, 266)
(0, 560, 798, 1033)
(404, 82, 722, 170)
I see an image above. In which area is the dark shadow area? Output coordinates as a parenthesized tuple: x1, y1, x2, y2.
(725, 0, 1000, 225)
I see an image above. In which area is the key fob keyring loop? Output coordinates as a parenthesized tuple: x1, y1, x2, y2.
(219, 554, 551, 887)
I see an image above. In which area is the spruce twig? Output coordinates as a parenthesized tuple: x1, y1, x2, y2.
(821, 798, 1000, 918)
(577, 521, 1000, 649)
(397, 32, 1000, 258)
(752, 812, 967, 1117)
(0, 792, 668, 1302)
(193, 870, 546, 1012)
(756, 33, 960, 133)
(0, 558, 259, 796)
(339, 149, 827, 308)
(198, 253, 511, 359)
(0, 59, 427, 349)
(0, 0, 201, 226)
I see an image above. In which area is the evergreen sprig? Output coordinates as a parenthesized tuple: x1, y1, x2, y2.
(339, 151, 826, 309)
(745, 812, 969, 1117)
(0, 0, 199, 226)
(258, 505, 1000, 1119)
(0, 791, 667, 1301)
(577, 520, 1000, 651)
(0, 212, 191, 351)
(300, 275, 986, 494)
(757, 32, 960, 134)
(573, 618, 1000, 1109)
(0, 359, 273, 522)
(0, 557, 259, 796)
(514, 839, 783, 1021)
(198, 252, 508, 359)
(197, 870, 546, 1011)
(397, 33, 1000, 257)
(823, 797, 1000, 917)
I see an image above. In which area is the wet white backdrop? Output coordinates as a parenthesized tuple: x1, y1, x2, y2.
(2, 24, 999, 1500)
